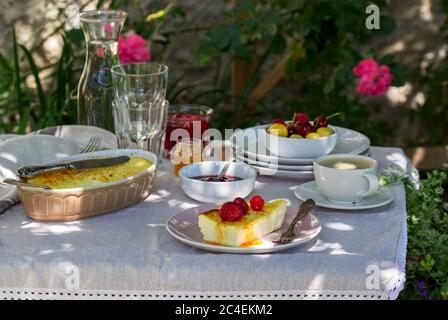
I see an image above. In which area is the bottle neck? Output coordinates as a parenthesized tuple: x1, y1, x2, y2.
(80, 19, 124, 41)
(86, 40, 119, 66)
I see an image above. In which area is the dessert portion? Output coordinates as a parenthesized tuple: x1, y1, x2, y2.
(198, 195, 288, 247)
(26, 157, 153, 189)
(266, 112, 338, 139)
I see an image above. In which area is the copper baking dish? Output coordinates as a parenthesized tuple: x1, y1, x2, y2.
(16, 149, 158, 221)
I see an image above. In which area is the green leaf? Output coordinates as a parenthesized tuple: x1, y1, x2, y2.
(12, 27, 24, 133)
(0, 53, 11, 71)
(20, 45, 48, 117)
(271, 33, 287, 55)
(378, 15, 396, 35)
(66, 29, 84, 46)
(234, 0, 255, 13)
(390, 63, 407, 87)
(285, 57, 297, 78)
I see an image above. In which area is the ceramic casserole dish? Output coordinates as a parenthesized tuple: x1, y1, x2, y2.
(16, 149, 158, 221)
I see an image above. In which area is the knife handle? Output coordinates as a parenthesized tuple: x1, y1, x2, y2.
(17, 163, 72, 179)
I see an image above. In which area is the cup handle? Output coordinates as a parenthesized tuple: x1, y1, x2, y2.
(357, 173, 379, 197)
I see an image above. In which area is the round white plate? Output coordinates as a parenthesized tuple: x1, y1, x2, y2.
(230, 125, 370, 165)
(236, 155, 314, 171)
(235, 159, 314, 179)
(236, 148, 371, 172)
(166, 204, 321, 254)
(294, 181, 394, 210)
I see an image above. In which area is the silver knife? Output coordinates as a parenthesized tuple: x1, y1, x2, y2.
(17, 156, 131, 178)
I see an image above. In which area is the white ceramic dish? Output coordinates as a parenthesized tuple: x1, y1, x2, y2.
(230, 125, 370, 165)
(243, 162, 314, 179)
(166, 204, 321, 254)
(236, 148, 370, 171)
(294, 181, 394, 210)
(262, 124, 337, 159)
(236, 155, 314, 171)
(178, 161, 257, 203)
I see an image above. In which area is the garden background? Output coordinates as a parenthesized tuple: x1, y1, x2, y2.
(0, 0, 447, 300)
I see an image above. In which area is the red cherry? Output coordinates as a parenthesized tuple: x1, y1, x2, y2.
(313, 115, 328, 129)
(287, 123, 297, 136)
(273, 118, 286, 126)
(220, 202, 245, 221)
(250, 195, 265, 211)
(295, 121, 313, 137)
(233, 197, 249, 214)
(293, 112, 309, 124)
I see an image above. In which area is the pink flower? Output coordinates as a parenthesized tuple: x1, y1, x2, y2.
(118, 33, 151, 64)
(353, 58, 393, 96)
(353, 58, 378, 77)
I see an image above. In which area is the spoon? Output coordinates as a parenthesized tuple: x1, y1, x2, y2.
(216, 161, 232, 181)
(2, 178, 51, 190)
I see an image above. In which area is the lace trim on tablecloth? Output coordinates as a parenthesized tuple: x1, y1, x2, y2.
(0, 287, 388, 300)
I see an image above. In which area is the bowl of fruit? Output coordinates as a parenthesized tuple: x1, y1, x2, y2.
(263, 112, 338, 159)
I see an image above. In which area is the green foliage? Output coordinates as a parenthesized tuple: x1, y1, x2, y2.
(0, 28, 80, 134)
(407, 60, 448, 146)
(404, 0, 448, 146)
(0, 0, 408, 140)
(190, 0, 406, 136)
(383, 165, 448, 299)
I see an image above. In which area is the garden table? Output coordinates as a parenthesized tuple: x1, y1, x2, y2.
(0, 131, 412, 300)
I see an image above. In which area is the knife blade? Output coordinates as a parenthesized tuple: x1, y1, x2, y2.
(17, 156, 131, 178)
(69, 156, 130, 169)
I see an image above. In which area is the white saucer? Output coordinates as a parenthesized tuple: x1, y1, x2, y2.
(294, 181, 394, 210)
(230, 125, 370, 165)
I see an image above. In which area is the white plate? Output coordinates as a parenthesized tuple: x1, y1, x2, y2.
(237, 160, 314, 179)
(230, 125, 370, 165)
(294, 181, 394, 210)
(166, 204, 321, 254)
(236, 155, 314, 171)
(236, 148, 371, 172)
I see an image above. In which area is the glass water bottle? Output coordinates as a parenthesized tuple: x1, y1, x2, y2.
(77, 10, 127, 132)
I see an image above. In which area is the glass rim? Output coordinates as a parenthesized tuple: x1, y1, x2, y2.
(111, 63, 169, 77)
(168, 104, 214, 115)
(79, 10, 128, 23)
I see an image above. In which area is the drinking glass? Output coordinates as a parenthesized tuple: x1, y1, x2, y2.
(112, 97, 168, 156)
(111, 63, 168, 155)
(164, 104, 213, 157)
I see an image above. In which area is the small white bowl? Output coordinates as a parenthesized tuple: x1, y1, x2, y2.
(178, 161, 257, 203)
(262, 124, 337, 159)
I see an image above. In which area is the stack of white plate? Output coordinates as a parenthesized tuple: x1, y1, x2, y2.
(230, 125, 371, 179)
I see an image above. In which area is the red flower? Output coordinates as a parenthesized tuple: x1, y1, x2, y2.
(353, 58, 393, 96)
(118, 33, 151, 64)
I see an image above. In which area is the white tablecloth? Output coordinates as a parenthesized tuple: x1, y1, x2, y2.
(0, 142, 410, 300)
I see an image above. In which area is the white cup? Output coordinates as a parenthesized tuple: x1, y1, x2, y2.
(313, 154, 379, 203)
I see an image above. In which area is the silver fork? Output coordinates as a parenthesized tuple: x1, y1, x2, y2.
(80, 136, 101, 153)
(273, 199, 316, 244)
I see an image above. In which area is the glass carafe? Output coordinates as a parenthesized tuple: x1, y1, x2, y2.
(77, 10, 127, 132)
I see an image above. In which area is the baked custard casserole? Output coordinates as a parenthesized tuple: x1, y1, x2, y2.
(26, 157, 152, 189)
